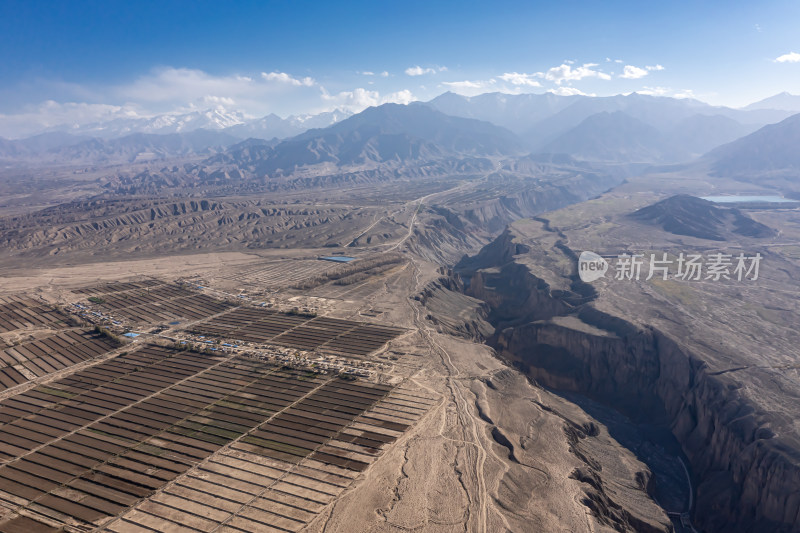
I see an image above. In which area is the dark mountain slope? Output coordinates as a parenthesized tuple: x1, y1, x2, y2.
(540, 111, 673, 162)
(705, 113, 800, 176)
(630, 194, 774, 241)
(205, 103, 525, 174)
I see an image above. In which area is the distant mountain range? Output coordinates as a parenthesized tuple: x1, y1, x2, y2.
(743, 92, 800, 112)
(200, 101, 800, 179)
(541, 111, 672, 163)
(224, 110, 352, 140)
(48, 106, 249, 138)
(427, 91, 797, 135)
(0, 129, 241, 164)
(207, 103, 522, 174)
(1, 92, 798, 167)
(31, 105, 352, 141)
(426, 91, 794, 161)
(0, 107, 353, 164)
(535, 110, 760, 163)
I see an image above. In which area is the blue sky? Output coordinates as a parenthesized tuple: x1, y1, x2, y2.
(0, 0, 798, 135)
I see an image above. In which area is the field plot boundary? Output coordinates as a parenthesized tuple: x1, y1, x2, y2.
(0, 310, 432, 533)
(0, 296, 71, 333)
(0, 329, 119, 394)
(71, 279, 163, 297)
(188, 308, 406, 358)
(0, 343, 431, 533)
(98, 379, 437, 533)
(216, 259, 335, 289)
(71, 281, 234, 327)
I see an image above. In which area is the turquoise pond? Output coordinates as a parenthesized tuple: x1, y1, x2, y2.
(701, 195, 796, 203)
(319, 256, 356, 263)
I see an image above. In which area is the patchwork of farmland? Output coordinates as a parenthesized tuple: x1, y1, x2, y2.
(0, 329, 118, 393)
(73, 282, 232, 325)
(0, 297, 70, 333)
(188, 308, 405, 357)
(103, 382, 433, 533)
(306, 274, 398, 301)
(217, 259, 334, 288)
(71, 280, 163, 297)
(0, 344, 434, 532)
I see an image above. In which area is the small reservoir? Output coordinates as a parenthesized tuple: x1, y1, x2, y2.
(701, 195, 796, 204)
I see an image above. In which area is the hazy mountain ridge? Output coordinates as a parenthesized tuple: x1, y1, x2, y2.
(225, 109, 352, 140)
(0, 108, 354, 164)
(0, 131, 92, 158)
(427, 91, 581, 133)
(44, 106, 249, 139)
(538, 110, 761, 163)
(427, 91, 797, 162)
(667, 114, 758, 157)
(541, 111, 673, 162)
(705, 112, 800, 177)
(0, 129, 242, 165)
(743, 92, 800, 112)
(207, 103, 524, 175)
(4, 106, 352, 142)
(2, 92, 796, 167)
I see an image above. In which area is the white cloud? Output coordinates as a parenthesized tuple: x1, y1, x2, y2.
(442, 80, 485, 89)
(118, 67, 330, 116)
(118, 68, 253, 104)
(260, 71, 315, 86)
(385, 89, 415, 105)
(775, 52, 800, 63)
(620, 64, 664, 79)
(360, 70, 392, 77)
(405, 66, 436, 76)
(635, 86, 670, 96)
(440, 79, 500, 96)
(543, 63, 611, 84)
(405, 65, 445, 76)
(0, 101, 143, 138)
(203, 95, 236, 106)
(547, 87, 594, 97)
(620, 65, 649, 79)
(498, 72, 542, 87)
(319, 87, 416, 112)
(113, 68, 318, 114)
(631, 86, 700, 100)
(0, 67, 411, 136)
(672, 89, 697, 99)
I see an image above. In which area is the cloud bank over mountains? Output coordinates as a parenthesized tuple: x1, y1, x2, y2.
(0, 67, 420, 138)
(0, 51, 795, 139)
